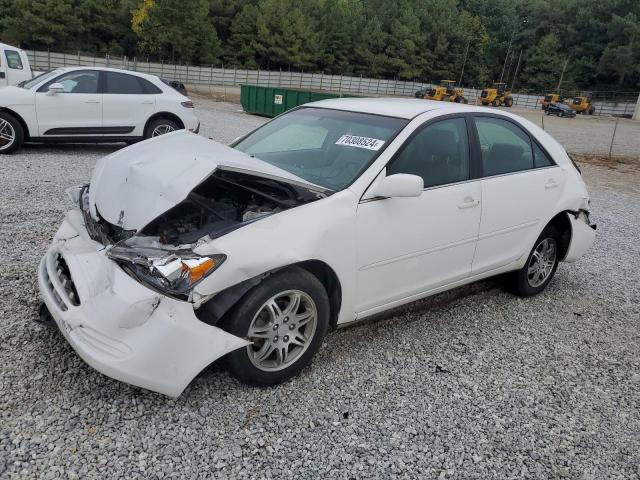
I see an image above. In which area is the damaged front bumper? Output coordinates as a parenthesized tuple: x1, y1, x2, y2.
(37, 209, 249, 397)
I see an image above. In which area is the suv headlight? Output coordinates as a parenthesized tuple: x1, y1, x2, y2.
(107, 245, 226, 298)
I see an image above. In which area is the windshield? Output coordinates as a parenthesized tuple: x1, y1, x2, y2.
(20, 69, 61, 89)
(233, 107, 408, 191)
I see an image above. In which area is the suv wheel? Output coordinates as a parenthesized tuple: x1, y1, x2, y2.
(145, 118, 179, 139)
(0, 112, 24, 154)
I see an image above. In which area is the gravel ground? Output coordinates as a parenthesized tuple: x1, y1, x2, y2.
(1, 100, 639, 479)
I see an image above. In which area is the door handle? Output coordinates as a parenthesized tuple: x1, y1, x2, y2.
(544, 179, 558, 189)
(458, 197, 480, 209)
(141, 100, 154, 105)
(85, 100, 100, 104)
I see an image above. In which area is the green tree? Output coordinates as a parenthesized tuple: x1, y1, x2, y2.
(314, 0, 364, 74)
(252, 0, 321, 70)
(520, 33, 566, 91)
(132, 0, 221, 63)
(225, 2, 260, 67)
(0, 0, 82, 49)
(385, 3, 426, 80)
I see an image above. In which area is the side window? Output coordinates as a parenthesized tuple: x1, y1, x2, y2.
(533, 142, 554, 167)
(104, 71, 147, 94)
(387, 117, 470, 188)
(474, 117, 534, 176)
(40, 70, 99, 93)
(139, 78, 162, 94)
(5, 51, 23, 70)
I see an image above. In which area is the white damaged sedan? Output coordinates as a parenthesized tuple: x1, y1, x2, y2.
(38, 98, 596, 396)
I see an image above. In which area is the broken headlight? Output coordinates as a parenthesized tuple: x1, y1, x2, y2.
(107, 246, 226, 297)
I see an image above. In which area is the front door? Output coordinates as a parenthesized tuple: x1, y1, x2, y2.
(35, 70, 102, 136)
(355, 117, 482, 314)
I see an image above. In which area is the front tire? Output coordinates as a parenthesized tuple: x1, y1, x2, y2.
(144, 118, 179, 139)
(219, 267, 330, 386)
(512, 225, 560, 297)
(0, 112, 24, 154)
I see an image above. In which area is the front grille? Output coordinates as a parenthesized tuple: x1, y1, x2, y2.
(54, 254, 80, 306)
(43, 252, 80, 311)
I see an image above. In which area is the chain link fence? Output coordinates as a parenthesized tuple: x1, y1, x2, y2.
(27, 50, 639, 118)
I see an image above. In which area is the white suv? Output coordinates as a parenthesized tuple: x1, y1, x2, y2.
(0, 66, 200, 153)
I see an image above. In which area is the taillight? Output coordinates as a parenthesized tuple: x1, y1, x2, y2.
(181, 100, 194, 108)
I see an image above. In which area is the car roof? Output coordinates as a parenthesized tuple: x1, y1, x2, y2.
(55, 66, 159, 82)
(306, 97, 464, 119)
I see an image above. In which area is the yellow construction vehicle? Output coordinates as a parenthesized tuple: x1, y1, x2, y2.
(568, 96, 595, 115)
(479, 82, 514, 107)
(423, 80, 468, 103)
(541, 93, 561, 111)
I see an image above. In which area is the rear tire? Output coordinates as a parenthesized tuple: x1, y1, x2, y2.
(511, 225, 560, 297)
(144, 117, 180, 140)
(504, 97, 513, 107)
(0, 111, 24, 154)
(219, 266, 330, 386)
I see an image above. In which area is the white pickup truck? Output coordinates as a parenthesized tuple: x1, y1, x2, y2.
(0, 43, 32, 87)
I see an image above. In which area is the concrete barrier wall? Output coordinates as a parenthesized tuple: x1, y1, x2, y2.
(27, 50, 638, 117)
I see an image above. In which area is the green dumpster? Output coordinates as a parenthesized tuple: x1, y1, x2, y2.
(240, 84, 355, 117)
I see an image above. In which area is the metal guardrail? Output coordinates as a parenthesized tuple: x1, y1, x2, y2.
(26, 50, 639, 117)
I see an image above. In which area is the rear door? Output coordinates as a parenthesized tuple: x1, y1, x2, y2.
(35, 70, 102, 136)
(471, 115, 564, 274)
(101, 71, 158, 137)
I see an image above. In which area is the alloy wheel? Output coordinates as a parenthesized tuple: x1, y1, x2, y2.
(151, 124, 175, 137)
(0, 119, 16, 151)
(246, 290, 318, 372)
(527, 238, 557, 288)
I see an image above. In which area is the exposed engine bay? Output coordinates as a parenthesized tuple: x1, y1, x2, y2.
(78, 168, 329, 299)
(140, 168, 325, 246)
(83, 168, 328, 248)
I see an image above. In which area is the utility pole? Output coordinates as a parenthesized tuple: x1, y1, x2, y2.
(557, 57, 569, 93)
(500, 17, 527, 83)
(458, 39, 471, 86)
(511, 49, 523, 91)
(500, 26, 516, 82)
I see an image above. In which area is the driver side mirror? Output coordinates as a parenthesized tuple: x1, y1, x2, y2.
(369, 174, 424, 199)
(47, 83, 64, 96)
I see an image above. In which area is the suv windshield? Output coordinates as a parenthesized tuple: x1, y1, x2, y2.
(20, 69, 61, 89)
(233, 107, 407, 191)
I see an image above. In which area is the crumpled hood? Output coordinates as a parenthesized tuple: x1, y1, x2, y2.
(89, 130, 318, 231)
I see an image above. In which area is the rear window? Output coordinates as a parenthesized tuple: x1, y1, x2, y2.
(5, 50, 23, 70)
